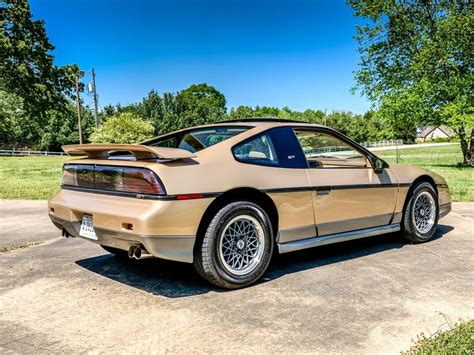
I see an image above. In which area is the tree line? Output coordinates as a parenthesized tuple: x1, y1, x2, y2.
(1, 0, 472, 164)
(88, 86, 390, 146)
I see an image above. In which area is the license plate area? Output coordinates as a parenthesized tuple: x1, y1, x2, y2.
(79, 215, 98, 240)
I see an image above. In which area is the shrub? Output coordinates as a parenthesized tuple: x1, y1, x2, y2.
(90, 112, 154, 144)
(429, 137, 459, 143)
(403, 319, 474, 354)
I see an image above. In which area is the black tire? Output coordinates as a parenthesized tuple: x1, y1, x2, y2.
(194, 201, 274, 289)
(402, 182, 439, 243)
(100, 245, 128, 258)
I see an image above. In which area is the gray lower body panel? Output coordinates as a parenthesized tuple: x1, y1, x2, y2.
(278, 224, 401, 254)
(316, 213, 394, 236)
(439, 202, 452, 219)
(391, 212, 403, 224)
(50, 215, 195, 263)
(277, 224, 317, 243)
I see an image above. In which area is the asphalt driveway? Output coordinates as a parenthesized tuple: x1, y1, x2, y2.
(0, 200, 473, 353)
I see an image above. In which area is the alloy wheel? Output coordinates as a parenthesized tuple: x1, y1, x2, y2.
(218, 215, 265, 276)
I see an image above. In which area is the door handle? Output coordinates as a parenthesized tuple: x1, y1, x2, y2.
(316, 187, 331, 196)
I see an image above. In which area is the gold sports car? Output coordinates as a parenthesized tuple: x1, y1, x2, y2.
(48, 119, 451, 288)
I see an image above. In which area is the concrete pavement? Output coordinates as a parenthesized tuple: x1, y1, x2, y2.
(0, 200, 59, 249)
(0, 201, 473, 353)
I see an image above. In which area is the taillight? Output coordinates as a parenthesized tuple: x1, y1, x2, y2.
(62, 165, 94, 188)
(62, 164, 166, 195)
(120, 168, 165, 194)
(62, 165, 77, 186)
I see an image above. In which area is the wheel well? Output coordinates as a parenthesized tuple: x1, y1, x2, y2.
(411, 175, 437, 193)
(403, 175, 438, 212)
(194, 187, 279, 251)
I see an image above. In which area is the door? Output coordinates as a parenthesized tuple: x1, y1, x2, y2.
(231, 127, 317, 244)
(293, 128, 398, 236)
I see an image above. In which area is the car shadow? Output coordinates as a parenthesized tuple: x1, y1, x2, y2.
(266, 224, 453, 281)
(75, 224, 454, 298)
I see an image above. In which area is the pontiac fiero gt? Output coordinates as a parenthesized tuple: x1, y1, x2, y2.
(48, 119, 451, 288)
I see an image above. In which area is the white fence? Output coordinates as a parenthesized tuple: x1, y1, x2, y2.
(303, 139, 404, 156)
(0, 149, 65, 156)
(360, 139, 403, 148)
(0, 140, 404, 158)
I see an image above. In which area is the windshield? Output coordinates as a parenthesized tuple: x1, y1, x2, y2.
(145, 126, 250, 153)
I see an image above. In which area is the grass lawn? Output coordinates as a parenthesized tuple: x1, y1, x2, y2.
(0, 143, 472, 201)
(0, 156, 70, 200)
(375, 144, 473, 202)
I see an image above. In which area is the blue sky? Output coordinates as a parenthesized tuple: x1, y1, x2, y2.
(30, 0, 371, 113)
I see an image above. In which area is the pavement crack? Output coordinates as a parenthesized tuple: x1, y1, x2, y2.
(418, 246, 462, 267)
(0, 241, 44, 253)
(0, 237, 61, 253)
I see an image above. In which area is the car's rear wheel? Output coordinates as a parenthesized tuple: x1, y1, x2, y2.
(100, 245, 128, 258)
(194, 201, 274, 289)
(402, 182, 439, 243)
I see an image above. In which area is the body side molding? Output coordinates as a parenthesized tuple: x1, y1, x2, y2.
(278, 224, 401, 254)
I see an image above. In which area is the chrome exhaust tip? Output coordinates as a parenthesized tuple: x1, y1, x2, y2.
(128, 245, 144, 259)
(128, 246, 136, 259)
(127, 245, 155, 260)
(133, 246, 142, 259)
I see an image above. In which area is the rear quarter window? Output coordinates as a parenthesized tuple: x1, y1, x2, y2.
(233, 134, 279, 166)
(232, 127, 307, 169)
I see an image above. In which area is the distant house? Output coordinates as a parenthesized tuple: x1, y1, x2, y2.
(416, 126, 453, 142)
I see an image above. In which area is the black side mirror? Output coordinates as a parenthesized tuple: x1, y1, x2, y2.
(373, 158, 385, 174)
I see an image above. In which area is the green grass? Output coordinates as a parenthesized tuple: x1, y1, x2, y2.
(403, 319, 474, 354)
(0, 143, 472, 201)
(375, 144, 473, 202)
(0, 156, 70, 199)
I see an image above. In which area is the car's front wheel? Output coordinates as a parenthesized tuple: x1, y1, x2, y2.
(402, 182, 439, 243)
(194, 201, 274, 289)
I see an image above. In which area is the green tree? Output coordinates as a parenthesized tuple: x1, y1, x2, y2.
(0, 89, 22, 146)
(228, 105, 325, 124)
(348, 0, 474, 165)
(175, 83, 227, 127)
(39, 103, 97, 150)
(376, 90, 426, 143)
(300, 109, 325, 124)
(229, 105, 256, 118)
(1, 0, 81, 147)
(129, 84, 226, 135)
(137, 90, 164, 134)
(89, 112, 154, 144)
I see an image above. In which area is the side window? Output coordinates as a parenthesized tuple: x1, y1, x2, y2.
(293, 129, 368, 168)
(233, 134, 279, 166)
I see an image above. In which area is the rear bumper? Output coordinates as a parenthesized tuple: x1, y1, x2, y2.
(439, 202, 452, 219)
(50, 214, 195, 263)
(48, 189, 214, 263)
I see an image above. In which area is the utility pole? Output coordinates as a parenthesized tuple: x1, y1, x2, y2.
(75, 70, 85, 144)
(91, 68, 99, 128)
(324, 108, 327, 126)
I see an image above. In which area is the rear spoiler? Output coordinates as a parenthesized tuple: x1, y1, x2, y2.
(62, 144, 196, 160)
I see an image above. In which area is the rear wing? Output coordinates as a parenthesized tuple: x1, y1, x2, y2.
(62, 144, 196, 160)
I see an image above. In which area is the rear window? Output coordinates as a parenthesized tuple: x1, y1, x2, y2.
(146, 126, 250, 153)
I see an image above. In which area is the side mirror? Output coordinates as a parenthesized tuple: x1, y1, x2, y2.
(373, 158, 385, 174)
